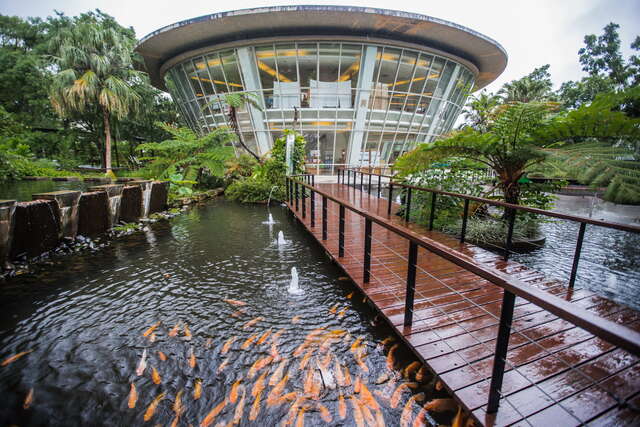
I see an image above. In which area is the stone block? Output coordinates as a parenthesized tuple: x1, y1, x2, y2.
(32, 191, 81, 238)
(149, 181, 169, 214)
(0, 200, 16, 269)
(77, 191, 110, 236)
(11, 200, 60, 259)
(120, 185, 142, 222)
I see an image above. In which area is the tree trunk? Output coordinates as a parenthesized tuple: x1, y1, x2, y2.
(102, 108, 112, 174)
(228, 106, 262, 163)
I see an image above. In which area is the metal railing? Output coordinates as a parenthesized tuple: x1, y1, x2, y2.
(285, 173, 640, 415)
(338, 168, 640, 289)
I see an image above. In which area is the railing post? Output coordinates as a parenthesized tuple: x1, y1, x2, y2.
(404, 187, 412, 222)
(388, 183, 394, 216)
(310, 189, 315, 227)
(429, 192, 437, 231)
(295, 181, 299, 211)
(302, 185, 306, 219)
(368, 174, 372, 195)
(568, 223, 587, 288)
(312, 174, 315, 186)
(460, 199, 470, 243)
(322, 196, 328, 240)
(363, 218, 372, 283)
(360, 171, 364, 192)
(504, 208, 516, 260)
(403, 241, 418, 327)
(377, 175, 382, 198)
(339, 205, 345, 257)
(487, 290, 516, 413)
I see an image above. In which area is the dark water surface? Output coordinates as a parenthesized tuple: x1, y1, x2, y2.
(0, 180, 91, 202)
(0, 200, 451, 426)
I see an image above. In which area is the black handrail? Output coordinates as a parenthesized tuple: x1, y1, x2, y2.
(286, 174, 640, 414)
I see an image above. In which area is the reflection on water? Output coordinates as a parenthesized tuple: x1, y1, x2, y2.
(0, 200, 456, 426)
(0, 180, 91, 202)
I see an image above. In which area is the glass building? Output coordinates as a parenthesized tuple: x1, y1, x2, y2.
(137, 6, 507, 174)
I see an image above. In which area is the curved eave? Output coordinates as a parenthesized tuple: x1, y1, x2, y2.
(136, 5, 507, 91)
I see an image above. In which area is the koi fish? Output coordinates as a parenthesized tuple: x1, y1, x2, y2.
(152, 366, 161, 384)
(423, 398, 457, 413)
(136, 349, 148, 376)
(168, 323, 181, 337)
(252, 371, 268, 398)
(380, 336, 396, 347)
(194, 379, 203, 400)
(249, 389, 263, 420)
(23, 388, 34, 410)
(299, 349, 313, 371)
(413, 408, 427, 427)
(143, 392, 165, 422)
(270, 342, 280, 361)
(350, 396, 365, 427)
(303, 368, 314, 394)
(128, 383, 137, 408)
(231, 310, 245, 318)
(338, 393, 347, 420)
(354, 376, 362, 394)
(200, 399, 227, 427)
(242, 316, 264, 330)
(337, 307, 347, 318)
(230, 378, 243, 403)
(390, 383, 411, 408)
(271, 329, 285, 344)
(317, 360, 336, 389)
(317, 402, 332, 422)
(452, 406, 465, 427)
(347, 291, 354, 299)
(158, 351, 167, 362)
(293, 328, 326, 356)
(343, 365, 352, 386)
(362, 296, 367, 303)
(143, 321, 161, 337)
(284, 397, 304, 426)
(329, 304, 338, 314)
(173, 389, 184, 415)
(335, 360, 346, 387)
(149, 333, 156, 343)
(217, 358, 229, 373)
(291, 315, 301, 324)
(279, 391, 297, 404)
(359, 383, 380, 412)
(435, 380, 443, 391)
(232, 389, 246, 425)
(310, 371, 322, 399)
(359, 397, 376, 426)
(386, 344, 399, 370)
(401, 393, 425, 427)
(223, 298, 247, 306)
(248, 356, 272, 378)
(267, 375, 288, 406)
(355, 354, 369, 373)
(269, 359, 288, 386)
(376, 373, 390, 385)
(1, 349, 33, 366)
(320, 352, 332, 369)
(222, 336, 237, 354)
(257, 328, 272, 345)
(296, 407, 306, 427)
(403, 361, 421, 379)
(350, 337, 363, 353)
(189, 347, 197, 369)
(183, 323, 192, 341)
(415, 366, 428, 383)
(241, 333, 258, 350)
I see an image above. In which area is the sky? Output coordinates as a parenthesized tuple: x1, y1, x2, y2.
(1, 0, 639, 94)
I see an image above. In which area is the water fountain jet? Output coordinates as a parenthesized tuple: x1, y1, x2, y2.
(288, 266, 303, 295)
(277, 231, 286, 246)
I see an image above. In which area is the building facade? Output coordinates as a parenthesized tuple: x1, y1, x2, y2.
(137, 6, 507, 174)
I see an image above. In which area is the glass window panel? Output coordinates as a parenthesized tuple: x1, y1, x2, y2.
(410, 54, 433, 93)
(297, 43, 317, 88)
(192, 58, 216, 97)
(318, 131, 335, 165)
(220, 50, 243, 91)
(204, 53, 229, 93)
(275, 43, 298, 83)
(392, 51, 418, 92)
(364, 131, 383, 166)
(255, 45, 276, 90)
(334, 131, 349, 165)
(423, 57, 445, 98)
(434, 61, 455, 98)
(318, 43, 341, 81)
(389, 92, 405, 111)
(377, 48, 401, 86)
(339, 44, 361, 89)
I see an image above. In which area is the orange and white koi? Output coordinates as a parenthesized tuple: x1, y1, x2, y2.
(143, 321, 161, 337)
(335, 360, 346, 387)
(267, 374, 289, 406)
(358, 397, 376, 426)
(343, 365, 352, 386)
(359, 383, 380, 412)
(231, 309, 245, 318)
(249, 389, 263, 421)
(350, 395, 365, 427)
(338, 393, 347, 420)
(350, 337, 363, 353)
(136, 349, 148, 376)
(241, 333, 259, 350)
(310, 370, 322, 399)
(390, 383, 419, 408)
(242, 316, 264, 330)
(452, 406, 466, 427)
(354, 376, 362, 393)
(299, 349, 313, 371)
(189, 347, 197, 369)
(270, 342, 280, 361)
(23, 388, 34, 410)
(346, 291, 354, 299)
(151, 366, 161, 384)
(283, 396, 304, 426)
(200, 399, 227, 427)
(222, 336, 237, 354)
(173, 389, 184, 415)
(217, 358, 229, 373)
(269, 359, 288, 386)
(293, 328, 326, 356)
(256, 328, 272, 345)
(379, 336, 396, 347)
(403, 361, 421, 379)
(183, 323, 192, 341)
(279, 391, 297, 404)
(223, 298, 247, 307)
(248, 356, 272, 378)
(401, 393, 425, 427)
(149, 333, 156, 343)
(355, 353, 369, 373)
(415, 366, 428, 383)
(158, 351, 167, 361)
(128, 383, 137, 408)
(143, 392, 165, 422)
(291, 315, 301, 324)
(386, 344, 399, 370)
(329, 304, 338, 314)
(413, 408, 427, 427)
(303, 368, 314, 394)
(194, 378, 203, 400)
(232, 389, 246, 425)
(1, 349, 33, 366)
(252, 371, 268, 398)
(423, 398, 457, 413)
(295, 407, 306, 427)
(230, 378, 243, 403)
(317, 402, 332, 422)
(168, 322, 181, 337)
(435, 380, 443, 391)
(337, 307, 347, 318)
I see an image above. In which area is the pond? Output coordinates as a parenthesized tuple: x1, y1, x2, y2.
(0, 200, 454, 426)
(0, 180, 92, 202)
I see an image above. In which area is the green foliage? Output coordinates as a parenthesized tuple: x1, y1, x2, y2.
(225, 178, 282, 203)
(499, 65, 555, 103)
(224, 154, 258, 183)
(136, 122, 235, 188)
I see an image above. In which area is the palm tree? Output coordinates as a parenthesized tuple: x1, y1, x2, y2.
(461, 91, 502, 132)
(49, 20, 144, 176)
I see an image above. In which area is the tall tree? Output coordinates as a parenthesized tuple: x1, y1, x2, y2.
(48, 15, 144, 176)
(499, 65, 554, 103)
(461, 90, 501, 132)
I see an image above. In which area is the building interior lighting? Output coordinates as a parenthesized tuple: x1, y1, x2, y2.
(257, 60, 293, 82)
(190, 75, 243, 88)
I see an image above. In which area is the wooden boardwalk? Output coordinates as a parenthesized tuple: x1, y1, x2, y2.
(286, 182, 640, 426)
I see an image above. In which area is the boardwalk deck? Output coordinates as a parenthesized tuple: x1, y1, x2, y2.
(286, 182, 639, 426)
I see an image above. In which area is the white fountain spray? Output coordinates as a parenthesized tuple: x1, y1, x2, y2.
(277, 231, 286, 246)
(263, 212, 276, 225)
(288, 266, 302, 295)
